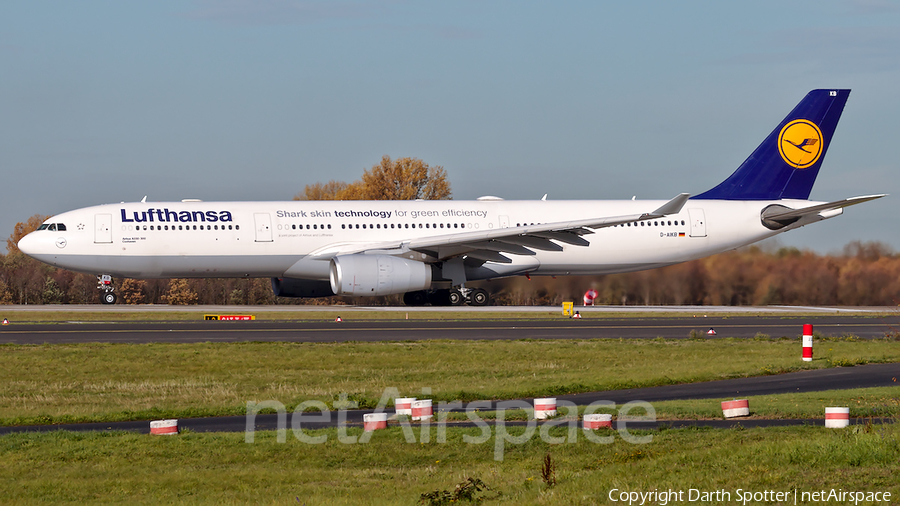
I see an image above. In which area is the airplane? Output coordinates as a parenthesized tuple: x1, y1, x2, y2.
(17, 89, 885, 306)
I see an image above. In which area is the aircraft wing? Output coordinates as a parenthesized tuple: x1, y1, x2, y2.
(762, 194, 886, 221)
(310, 193, 690, 262)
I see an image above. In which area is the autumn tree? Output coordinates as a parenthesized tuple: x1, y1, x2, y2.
(163, 279, 198, 305)
(7, 214, 49, 255)
(295, 156, 451, 201)
(297, 180, 351, 201)
(120, 278, 147, 305)
(0, 280, 12, 304)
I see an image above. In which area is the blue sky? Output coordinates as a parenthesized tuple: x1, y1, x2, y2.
(2, 0, 898, 253)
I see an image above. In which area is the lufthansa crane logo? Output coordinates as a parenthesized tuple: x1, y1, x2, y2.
(778, 119, 824, 169)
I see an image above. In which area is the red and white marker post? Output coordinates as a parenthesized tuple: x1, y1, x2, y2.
(533, 398, 557, 420)
(363, 413, 388, 431)
(721, 399, 750, 418)
(150, 419, 179, 435)
(825, 407, 850, 428)
(802, 324, 813, 362)
(411, 400, 433, 421)
(394, 397, 415, 416)
(583, 413, 613, 429)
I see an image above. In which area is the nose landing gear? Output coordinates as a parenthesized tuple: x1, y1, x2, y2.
(98, 275, 117, 305)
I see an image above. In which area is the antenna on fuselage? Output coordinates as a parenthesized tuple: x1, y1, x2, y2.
(141, 196, 148, 203)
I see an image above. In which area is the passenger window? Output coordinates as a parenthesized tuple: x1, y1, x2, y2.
(327, 224, 331, 229)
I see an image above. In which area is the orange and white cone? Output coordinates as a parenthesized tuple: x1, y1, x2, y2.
(335, 316, 342, 322)
(1, 319, 8, 326)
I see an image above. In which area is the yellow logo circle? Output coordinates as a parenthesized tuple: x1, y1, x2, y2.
(778, 119, 823, 169)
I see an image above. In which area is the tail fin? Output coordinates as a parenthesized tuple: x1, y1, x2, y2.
(694, 89, 850, 200)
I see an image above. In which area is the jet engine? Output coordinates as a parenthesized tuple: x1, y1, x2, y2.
(271, 277, 335, 298)
(330, 255, 432, 296)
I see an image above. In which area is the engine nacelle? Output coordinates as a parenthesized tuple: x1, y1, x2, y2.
(271, 277, 335, 298)
(330, 255, 432, 296)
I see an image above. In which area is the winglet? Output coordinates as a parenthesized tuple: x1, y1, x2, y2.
(648, 193, 690, 217)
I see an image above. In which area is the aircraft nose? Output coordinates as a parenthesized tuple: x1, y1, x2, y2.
(16, 232, 39, 257)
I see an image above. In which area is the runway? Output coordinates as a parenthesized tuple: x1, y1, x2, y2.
(2, 314, 899, 344)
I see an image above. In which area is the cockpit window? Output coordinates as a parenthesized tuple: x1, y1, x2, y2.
(36, 223, 66, 231)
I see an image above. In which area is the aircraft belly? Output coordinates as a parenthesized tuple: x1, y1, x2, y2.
(44, 254, 297, 278)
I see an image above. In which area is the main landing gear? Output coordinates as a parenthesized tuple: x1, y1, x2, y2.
(403, 287, 490, 307)
(98, 275, 117, 305)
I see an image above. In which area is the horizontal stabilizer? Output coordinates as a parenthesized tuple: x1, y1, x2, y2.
(764, 194, 886, 221)
(760, 194, 886, 230)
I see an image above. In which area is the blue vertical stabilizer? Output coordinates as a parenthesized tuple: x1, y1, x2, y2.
(693, 89, 849, 200)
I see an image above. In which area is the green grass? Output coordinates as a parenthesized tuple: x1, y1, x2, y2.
(2, 338, 898, 426)
(1, 424, 897, 504)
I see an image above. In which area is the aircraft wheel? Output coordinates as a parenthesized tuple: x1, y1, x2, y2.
(102, 292, 117, 305)
(448, 289, 465, 306)
(469, 288, 489, 306)
(403, 290, 428, 306)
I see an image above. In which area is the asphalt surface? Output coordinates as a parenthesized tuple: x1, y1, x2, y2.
(2, 315, 900, 344)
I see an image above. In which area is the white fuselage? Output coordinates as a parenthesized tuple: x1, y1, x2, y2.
(18, 198, 827, 282)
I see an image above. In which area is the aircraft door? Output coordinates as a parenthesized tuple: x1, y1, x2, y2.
(94, 214, 113, 243)
(254, 213, 273, 242)
(688, 208, 707, 237)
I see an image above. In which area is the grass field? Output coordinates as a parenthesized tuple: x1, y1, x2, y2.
(1, 337, 898, 426)
(2, 315, 899, 504)
(2, 423, 898, 505)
